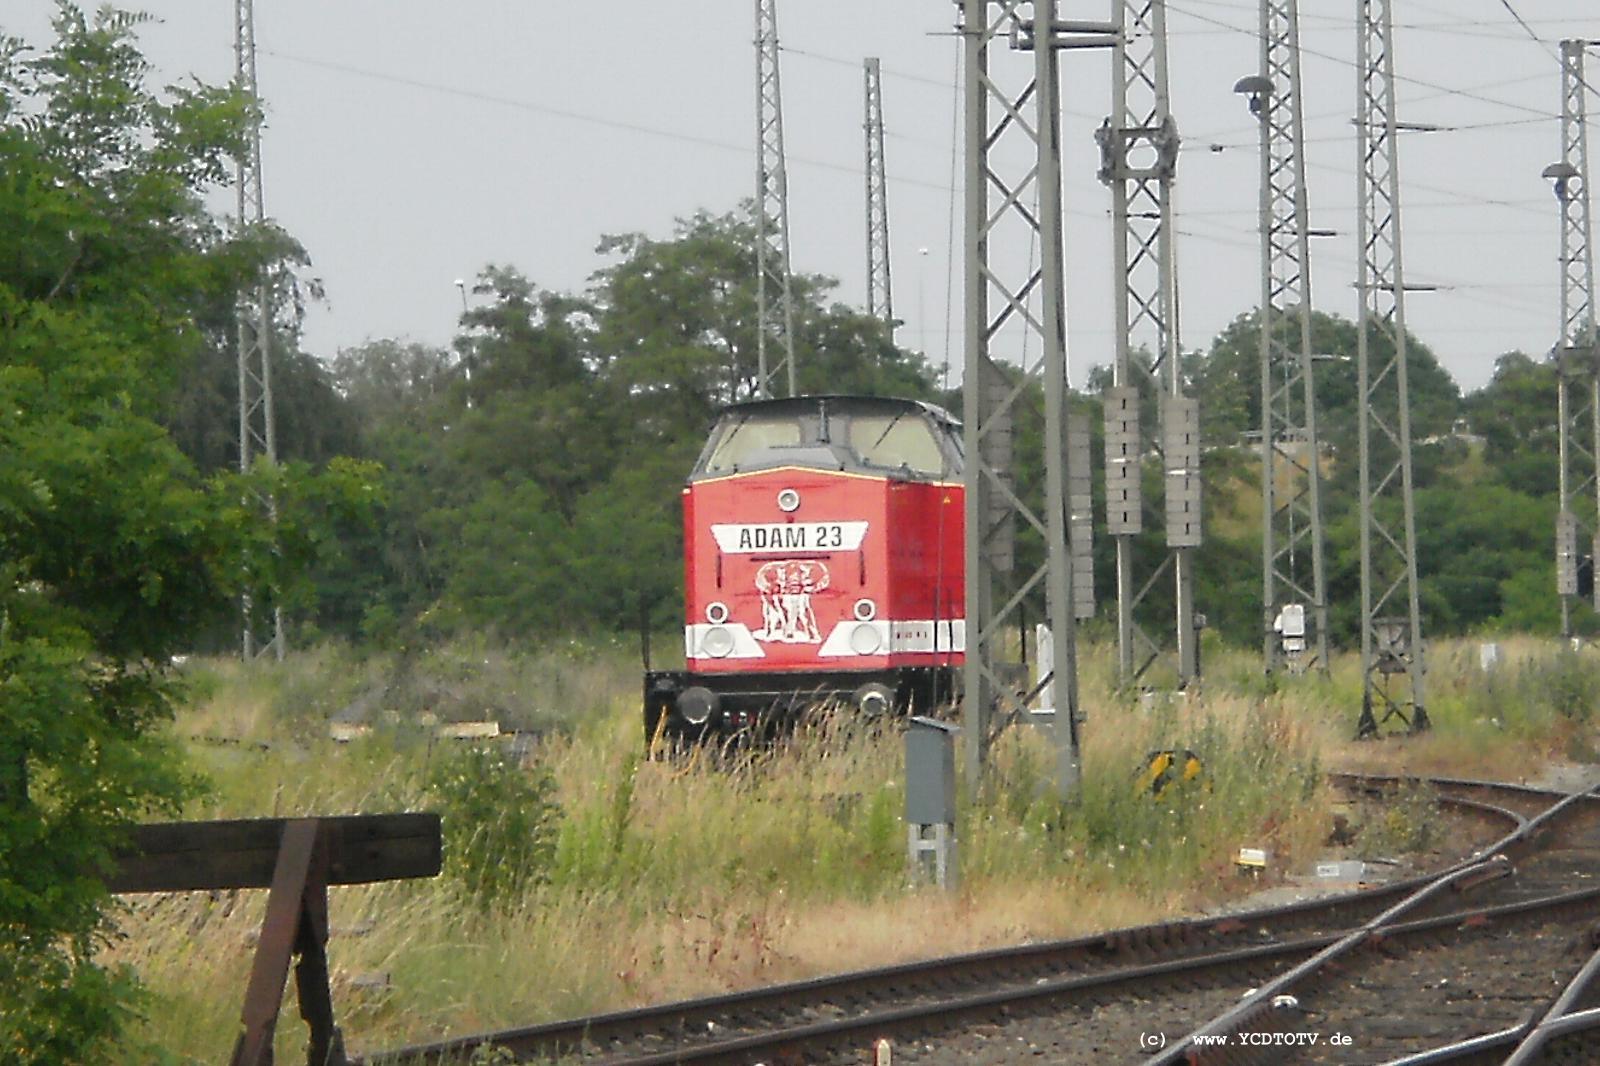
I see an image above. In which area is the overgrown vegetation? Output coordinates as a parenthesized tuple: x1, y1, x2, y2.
(102, 635, 1600, 1063)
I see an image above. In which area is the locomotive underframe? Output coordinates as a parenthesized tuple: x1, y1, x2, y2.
(644, 666, 956, 744)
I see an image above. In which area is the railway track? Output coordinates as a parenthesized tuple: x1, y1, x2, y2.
(361, 775, 1600, 1066)
(1134, 780, 1600, 1065)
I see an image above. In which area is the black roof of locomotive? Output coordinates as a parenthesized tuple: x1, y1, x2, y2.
(691, 394, 963, 481)
(715, 394, 960, 427)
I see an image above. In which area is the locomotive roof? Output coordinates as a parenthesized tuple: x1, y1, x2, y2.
(693, 394, 964, 481)
(716, 394, 960, 428)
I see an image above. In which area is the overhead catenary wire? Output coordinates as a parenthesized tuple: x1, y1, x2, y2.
(258, 46, 970, 198)
(257, 36, 1283, 368)
(1180, 0, 1580, 35)
(1184, 69, 1555, 145)
(243, 0, 1591, 396)
(1165, 0, 1562, 121)
(1493, 0, 1564, 66)
(259, 35, 1575, 234)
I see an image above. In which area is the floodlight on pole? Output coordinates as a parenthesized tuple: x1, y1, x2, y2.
(1232, 74, 1272, 114)
(1547, 39, 1600, 637)
(1236, 0, 1330, 682)
(1545, 161, 1580, 203)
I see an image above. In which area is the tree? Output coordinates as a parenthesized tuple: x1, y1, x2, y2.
(0, 8, 370, 1057)
(1461, 351, 1559, 498)
(591, 210, 937, 433)
(449, 268, 620, 522)
(328, 338, 455, 436)
(165, 337, 362, 476)
(1193, 308, 1461, 461)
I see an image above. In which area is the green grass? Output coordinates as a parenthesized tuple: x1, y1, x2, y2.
(104, 635, 1600, 1062)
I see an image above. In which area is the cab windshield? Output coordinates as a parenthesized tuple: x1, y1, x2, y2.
(848, 413, 946, 475)
(696, 400, 959, 479)
(702, 415, 803, 473)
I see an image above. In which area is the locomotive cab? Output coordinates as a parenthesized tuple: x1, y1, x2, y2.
(646, 395, 966, 743)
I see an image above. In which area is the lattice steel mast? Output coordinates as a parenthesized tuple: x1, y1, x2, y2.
(1098, 0, 1200, 688)
(957, 1, 1105, 796)
(1550, 40, 1599, 637)
(864, 57, 894, 338)
(1353, 0, 1426, 736)
(1239, 0, 1328, 675)
(234, 0, 283, 661)
(754, 0, 797, 398)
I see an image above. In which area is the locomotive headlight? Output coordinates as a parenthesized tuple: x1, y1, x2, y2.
(705, 601, 730, 624)
(701, 626, 735, 658)
(849, 623, 883, 655)
(853, 598, 877, 622)
(852, 682, 894, 718)
(677, 686, 720, 726)
(776, 488, 800, 512)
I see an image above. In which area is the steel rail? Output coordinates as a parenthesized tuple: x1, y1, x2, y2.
(1140, 857, 1514, 1065)
(364, 850, 1575, 1066)
(1514, 1005, 1600, 1059)
(1377, 938, 1600, 1064)
(357, 778, 1565, 1065)
(597, 884, 1600, 1066)
(1331, 772, 1578, 817)
(358, 858, 1499, 1066)
(1383, 1026, 1530, 1066)
(1500, 926, 1600, 1065)
(1142, 783, 1600, 1066)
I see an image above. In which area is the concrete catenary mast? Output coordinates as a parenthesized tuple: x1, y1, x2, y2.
(1353, 0, 1427, 736)
(1237, 0, 1329, 676)
(864, 57, 893, 338)
(957, 0, 1104, 797)
(1549, 40, 1600, 637)
(1098, 0, 1200, 688)
(754, 0, 797, 399)
(234, 0, 283, 661)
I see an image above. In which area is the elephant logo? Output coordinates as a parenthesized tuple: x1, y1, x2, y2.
(753, 560, 830, 644)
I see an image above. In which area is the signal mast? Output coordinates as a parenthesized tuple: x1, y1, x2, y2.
(1353, 0, 1428, 736)
(1099, 0, 1201, 688)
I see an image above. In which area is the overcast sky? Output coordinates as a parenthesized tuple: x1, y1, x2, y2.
(12, 1, 1600, 391)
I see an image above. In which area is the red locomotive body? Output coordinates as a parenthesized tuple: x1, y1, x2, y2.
(645, 395, 964, 740)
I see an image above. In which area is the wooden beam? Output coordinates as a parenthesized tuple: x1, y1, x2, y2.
(109, 813, 441, 894)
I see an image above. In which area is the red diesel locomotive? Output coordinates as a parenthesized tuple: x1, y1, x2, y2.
(644, 395, 965, 741)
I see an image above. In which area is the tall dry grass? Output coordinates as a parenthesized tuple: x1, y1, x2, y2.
(105, 635, 1600, 1062)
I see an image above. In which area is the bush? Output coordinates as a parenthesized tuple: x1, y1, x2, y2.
(426, 746, 562, 909)
(1529, 649, 1600, 723)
